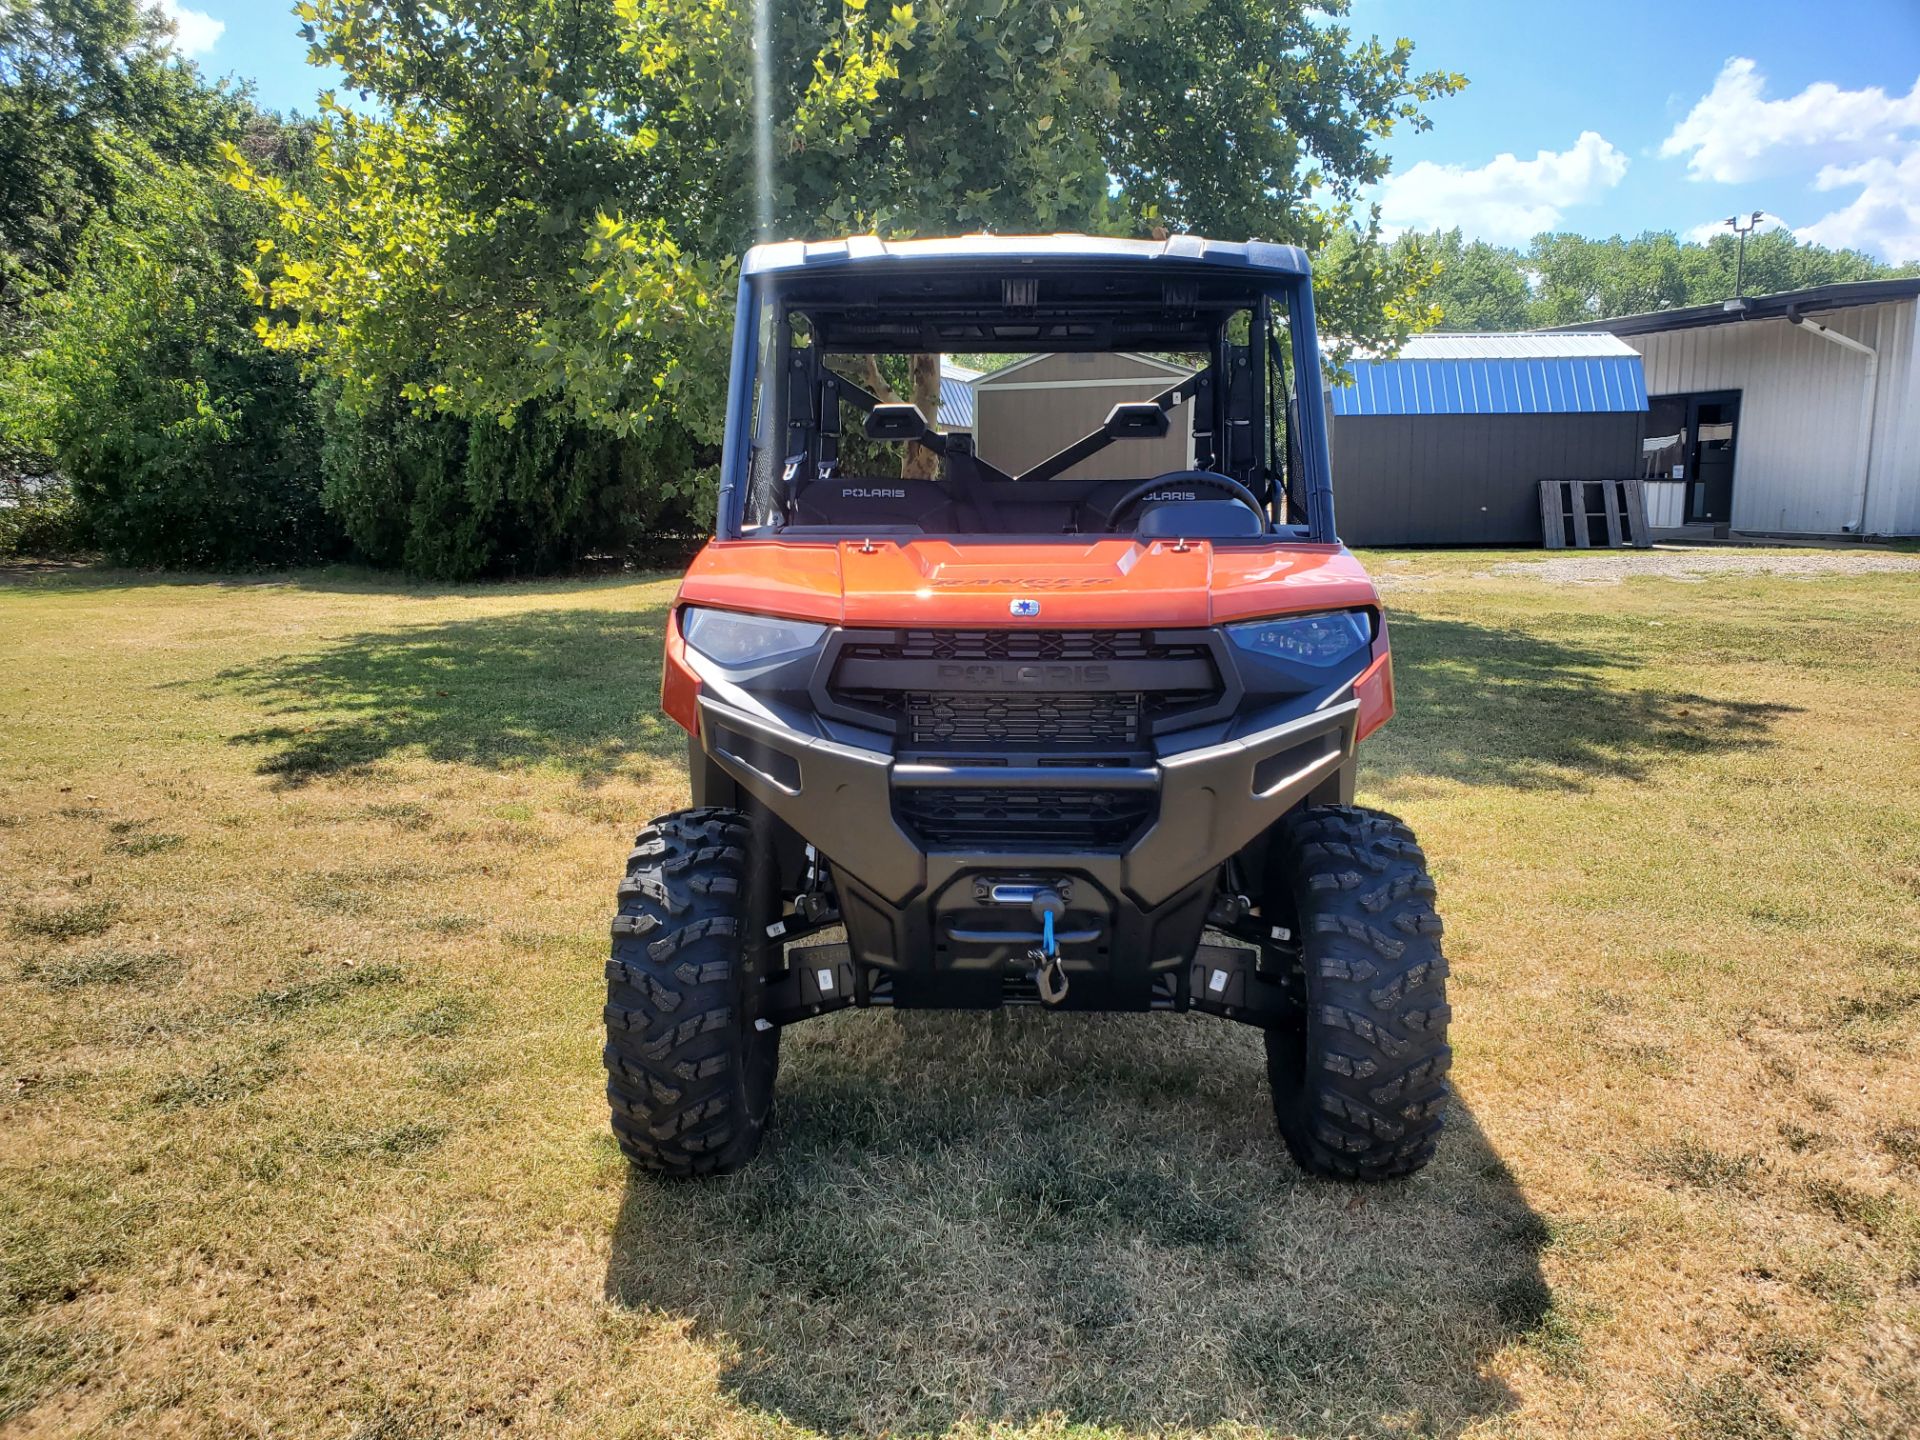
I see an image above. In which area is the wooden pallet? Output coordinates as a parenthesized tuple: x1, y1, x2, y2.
(1539, 478, 1652, 549)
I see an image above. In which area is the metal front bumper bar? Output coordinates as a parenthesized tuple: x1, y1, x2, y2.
(696, 691, 1357, 908)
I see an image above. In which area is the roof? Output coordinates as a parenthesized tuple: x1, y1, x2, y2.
(1552, 277, 1920, 337)
(972, 351, 1195, 384)
(1331, 332, 1648, 417)
(938, 360, 979, 429)
(1387, 333, 1642, 359)
(743, 233, 1312, 279)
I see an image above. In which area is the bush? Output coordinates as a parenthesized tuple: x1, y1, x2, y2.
(0, 472, 92, 558)
(5, 158, 341, 570)
(317, 386, 714, 581)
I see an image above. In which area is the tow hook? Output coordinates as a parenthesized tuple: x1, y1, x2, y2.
(1026, 889, 1070, 1006)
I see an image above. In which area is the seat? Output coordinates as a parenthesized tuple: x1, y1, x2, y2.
(1133, 498, 1265, 538)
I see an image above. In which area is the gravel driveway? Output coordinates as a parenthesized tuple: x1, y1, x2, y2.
(1377, 546, 1920, 588)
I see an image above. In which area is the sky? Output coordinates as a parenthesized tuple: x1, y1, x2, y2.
(152, 0, 1920, 263)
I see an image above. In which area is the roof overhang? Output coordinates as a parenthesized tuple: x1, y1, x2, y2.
(1550, 277, 1920, 337)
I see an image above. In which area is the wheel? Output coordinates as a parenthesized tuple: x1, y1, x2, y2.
(604, 806, 780, 1176)
(1261, 804, 1451, 1180)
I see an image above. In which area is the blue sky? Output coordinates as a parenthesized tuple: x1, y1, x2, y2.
(155, 0, 1920, 261)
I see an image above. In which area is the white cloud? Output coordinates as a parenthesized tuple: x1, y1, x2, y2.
(1375, 131, 1630, 244)
(153, 1, 225, 59)
(1797, 150, 1920, 262)
(1661, 58, 1920, 183)
(1662, 59, 1920, 262)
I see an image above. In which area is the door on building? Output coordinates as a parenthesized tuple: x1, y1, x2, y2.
(1643, 390, 1741, 525)
(1683, 391, 1740, 524)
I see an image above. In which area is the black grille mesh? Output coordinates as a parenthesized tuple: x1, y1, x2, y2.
(897, 787, 1154, 849)
(838, 629, 1205, 664)
(905, 691, 1142, 747)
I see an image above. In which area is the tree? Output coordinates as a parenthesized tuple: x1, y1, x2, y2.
(1394, 229, 1530, 332)
(0, 0, 236, 319)
(3, 130, 340, 568)
(1387, 225, 1919, 332)
(1694, 226, 1895, 298)
(234, 0, 1462, 568)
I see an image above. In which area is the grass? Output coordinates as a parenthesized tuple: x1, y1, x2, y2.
(1, 552, 1917, 1438)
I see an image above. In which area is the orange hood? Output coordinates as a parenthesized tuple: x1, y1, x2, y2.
(676, 538, 1380, 627)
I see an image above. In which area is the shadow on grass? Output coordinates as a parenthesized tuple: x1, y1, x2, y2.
(1372, 614, 1797, 789)
(214, 607, 684, 783)
(0, 558, 686, 600)
(606, 1012, 1550, 1438)
(214, 602, 1794, 794)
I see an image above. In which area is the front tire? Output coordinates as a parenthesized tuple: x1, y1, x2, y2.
(604, 807, 779, 1176)
(1263, 805, 1451, 1180)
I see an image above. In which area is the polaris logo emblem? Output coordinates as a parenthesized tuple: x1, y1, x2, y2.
(1009, 598, 1041, 617)
(936, 663, 1110, 684)
(843, 487, 906, 499)
(1146, 490, 1197, 501)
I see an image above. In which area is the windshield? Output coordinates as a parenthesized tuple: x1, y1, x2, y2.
(729, 266, 1324, 541)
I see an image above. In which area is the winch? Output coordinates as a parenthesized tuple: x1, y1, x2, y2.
(1024, 887, 1071, 1005)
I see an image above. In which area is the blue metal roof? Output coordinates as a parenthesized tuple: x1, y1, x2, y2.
(938, 361, 979, 429)
(1330, 334, 1648, 417)
(744, 233, 1312, 279)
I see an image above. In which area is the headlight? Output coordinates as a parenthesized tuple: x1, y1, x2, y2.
(679, 607, 827, 667)
(1226, 610, 1372, 668)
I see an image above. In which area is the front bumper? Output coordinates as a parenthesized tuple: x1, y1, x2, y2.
(697, 689, 1356, 910)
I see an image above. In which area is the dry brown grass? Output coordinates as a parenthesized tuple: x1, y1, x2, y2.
(2, 552, 1917, 1439)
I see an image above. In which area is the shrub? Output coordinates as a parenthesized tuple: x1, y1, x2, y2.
(317, 385, 713, 581)
(6, 159, 341, 569)
(0, 472, 92, 558)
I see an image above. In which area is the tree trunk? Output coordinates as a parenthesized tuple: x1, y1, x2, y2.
(859, 355, 899, 404)
(901, 352, 942, 479)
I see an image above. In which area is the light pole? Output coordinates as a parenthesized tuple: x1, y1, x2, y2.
(1724, 211, 1765, 298)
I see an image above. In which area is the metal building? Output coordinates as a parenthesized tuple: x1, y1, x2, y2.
(937, 359, 981, 430)
(1328, 334, 1649, 545)
(1578, 279, 1920, 539)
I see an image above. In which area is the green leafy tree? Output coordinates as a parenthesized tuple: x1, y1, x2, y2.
(4, 143, 339, 568)
(1527, 231, 1696, 327)
(236, 0, 1461, 568)
(1393, 229, 1530, 332)
(1691, 226, 1901, 297)
(0, 0, 237, 316)
(1389, 226, 1918, 332)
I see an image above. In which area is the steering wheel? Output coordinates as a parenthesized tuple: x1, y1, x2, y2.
(1102, 470, 1265, 530)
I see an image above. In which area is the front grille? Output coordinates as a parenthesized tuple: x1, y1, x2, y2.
(828, 628, 1224, 750)
(838, 629, 1194, 664)
(905, 691, 1142, 748)
(897, 786, 1155, 849)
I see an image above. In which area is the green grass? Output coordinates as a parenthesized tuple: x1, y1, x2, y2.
(2, 553, 1918, 1438)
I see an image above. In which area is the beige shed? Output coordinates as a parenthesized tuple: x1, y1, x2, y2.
(969, 352, 1195, 481)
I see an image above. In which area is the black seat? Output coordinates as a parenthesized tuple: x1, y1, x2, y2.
(1133, 498, 1265, 538)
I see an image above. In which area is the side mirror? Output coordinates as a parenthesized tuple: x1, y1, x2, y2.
(865, 403, 931, 441)
(1105, 401, 1171, 438)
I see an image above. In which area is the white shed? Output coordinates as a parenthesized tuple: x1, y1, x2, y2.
(1573, 279, 1920, 538)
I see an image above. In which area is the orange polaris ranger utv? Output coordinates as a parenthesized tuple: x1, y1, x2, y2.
(608, 235, 1449, 1179)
